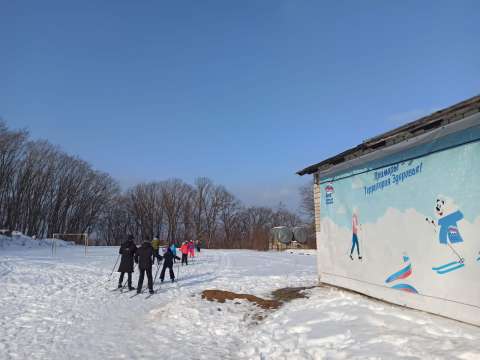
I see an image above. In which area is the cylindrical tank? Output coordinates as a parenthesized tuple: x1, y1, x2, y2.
(293, 226, 308, 244)
(271, 226, 293, 244)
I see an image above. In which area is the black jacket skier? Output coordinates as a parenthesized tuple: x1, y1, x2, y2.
(117, 235, 137, 290)
(159, 247, 181, 283)
(135, 240, 155, 294)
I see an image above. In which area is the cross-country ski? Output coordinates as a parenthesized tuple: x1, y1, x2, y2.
(432, 261, 466, 274)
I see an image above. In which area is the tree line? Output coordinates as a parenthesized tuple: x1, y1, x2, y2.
(0, 121, 314, 249)
(97, 177, 306, 249)
(0, 122, 118, 239)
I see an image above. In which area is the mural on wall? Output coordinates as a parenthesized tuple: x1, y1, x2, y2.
(319, 128, 480, 309)
(385, 255, 418, 294)
(425, 196, 466, 274)
(349, 208, 362, 261)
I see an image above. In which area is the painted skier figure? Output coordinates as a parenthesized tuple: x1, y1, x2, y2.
(350, 208, 362, 260)
(426, 198, 465, 257)
(426, 197, 466, 274)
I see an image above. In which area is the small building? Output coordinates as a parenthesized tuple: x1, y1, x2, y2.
(298, 95, 480, 326)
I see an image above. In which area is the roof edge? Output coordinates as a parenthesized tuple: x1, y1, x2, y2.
(297, 94, 480, 176)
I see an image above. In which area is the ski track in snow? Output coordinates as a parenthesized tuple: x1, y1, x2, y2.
(0, 246, 479, 359)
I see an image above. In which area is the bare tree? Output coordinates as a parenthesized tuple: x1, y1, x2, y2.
(0, 122, 119, 239)
(192, 177, 211, 241)
(299, 180, 315, 223)
(160, 179, 193, 243)
(218, 188, 241, 248)
(126, 182, 164, 241)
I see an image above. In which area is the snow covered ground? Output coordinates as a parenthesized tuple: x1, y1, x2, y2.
(1, 243, 479, 360)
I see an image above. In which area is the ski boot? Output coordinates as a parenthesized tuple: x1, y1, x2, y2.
(149, 289, 154, 295)
(118, 283, 122, 289)
(128, 286, 136, 291)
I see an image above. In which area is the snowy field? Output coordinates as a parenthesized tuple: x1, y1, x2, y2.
(1, 242, 480, 360)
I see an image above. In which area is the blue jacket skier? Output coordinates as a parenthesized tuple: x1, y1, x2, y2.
(159, 247, 181, 283)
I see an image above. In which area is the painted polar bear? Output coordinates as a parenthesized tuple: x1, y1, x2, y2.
(425, 195, 464, 245)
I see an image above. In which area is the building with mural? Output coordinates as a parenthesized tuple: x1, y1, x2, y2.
(297, 95, 480, 326)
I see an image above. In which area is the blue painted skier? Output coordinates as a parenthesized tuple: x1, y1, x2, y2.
(426, 197, 465, 273)
(426, 198, 464, 252)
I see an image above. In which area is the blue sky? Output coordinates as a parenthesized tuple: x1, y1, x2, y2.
(1, 0, 479, 210)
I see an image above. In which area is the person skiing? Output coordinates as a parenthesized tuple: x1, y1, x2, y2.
(159, 246, 181, 283)
(152, 236, 160, 260)
(188, 240, 195, 258)
(180, 241, 189, 265)
(117, 235, 137, 291)
(170, 242, 178, 263)
(195, 239, 201, 253)
(134, 239, 155, 294)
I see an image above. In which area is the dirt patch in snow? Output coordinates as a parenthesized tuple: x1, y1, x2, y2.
(202, 290, 281, 309)
(271, 286, 315, 302)
(201, 286, 316, 310)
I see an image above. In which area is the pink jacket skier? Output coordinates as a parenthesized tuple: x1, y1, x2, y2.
(188, 240, 195, 258)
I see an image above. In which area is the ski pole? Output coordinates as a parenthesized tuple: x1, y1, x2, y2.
(152, 260, 162, 288)
(109, 254, 121, 279)
(447, 243, 464, 263)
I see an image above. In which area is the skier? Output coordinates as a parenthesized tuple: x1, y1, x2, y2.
(170, 242, 178, 263)
(349, 208, 362, 260)
(117, 235, 137, 290)
(152, 236, 160, 260)
(188, 240, 195, 258)
(180, 241, 189, 265)
(134, 239, 155, 294)
(195, 239, 201, 253)
(159, 246, 181, 283)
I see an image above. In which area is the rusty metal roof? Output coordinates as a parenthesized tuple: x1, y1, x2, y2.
(297, 94, 480, 176)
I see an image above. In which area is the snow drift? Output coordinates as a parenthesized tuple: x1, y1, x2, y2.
(0, 234, 74, 250)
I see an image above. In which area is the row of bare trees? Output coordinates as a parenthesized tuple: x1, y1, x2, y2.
(97, 177, 305, 249)
(0, 121, 310, 249)
(0, 122, 118, 238)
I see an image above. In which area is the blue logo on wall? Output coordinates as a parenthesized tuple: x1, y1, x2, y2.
(325, 184, 334, 205)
